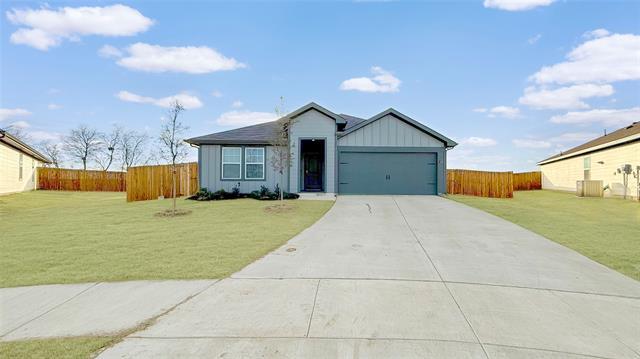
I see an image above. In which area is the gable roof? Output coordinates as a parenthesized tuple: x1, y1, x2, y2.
(0, 130, 52, 163)
(338, 108, 458, 148)
(340, 114, 368, 130)
(186, 102, 348, 145)
(538, 121, 640, 165)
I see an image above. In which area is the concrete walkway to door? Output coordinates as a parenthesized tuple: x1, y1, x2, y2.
(99, 195, 640, 359)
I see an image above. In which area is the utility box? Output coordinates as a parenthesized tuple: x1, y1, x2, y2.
(577, 180, 603, 197)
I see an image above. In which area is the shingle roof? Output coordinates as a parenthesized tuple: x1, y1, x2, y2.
(340, 114, 368, 130)
(186, 121, 280, 145)
(0, 130, 52, 163)
(538, 121, 640, 165)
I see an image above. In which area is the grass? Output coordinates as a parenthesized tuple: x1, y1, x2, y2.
(0, 337, 114, 359)
(448, 190, 640, 280)
(0, 191, 333, 288)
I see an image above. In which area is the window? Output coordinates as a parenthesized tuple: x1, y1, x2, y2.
(19, 154, 23, 181)
(245, 147, 265, 180)
(583, 156, 591, 180)
(222, 147, 242, 179)
(32, 159, 35, 183)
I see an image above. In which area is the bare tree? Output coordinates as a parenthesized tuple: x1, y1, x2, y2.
(4, 124, 32, 143)
(159, 101, 188, 214)
(94, 125, 123, 171)
(268, 96, 295, 201)
(63, 125, 100, 170)
(38, 141, 63, 168)
(119, 130, 148, 170)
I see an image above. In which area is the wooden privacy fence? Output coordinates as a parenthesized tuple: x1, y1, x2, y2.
(447, 169, 514, 198)
(38, 168, 126, 192)
(126, 162, 198, 202)
(513, 171, 542, 191)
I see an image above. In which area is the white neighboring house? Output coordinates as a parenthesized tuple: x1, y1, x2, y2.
(538, 122, 639, 200)
(0, 130, 52, 195)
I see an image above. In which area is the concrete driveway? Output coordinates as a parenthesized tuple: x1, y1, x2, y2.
(98, 196, 639, 358)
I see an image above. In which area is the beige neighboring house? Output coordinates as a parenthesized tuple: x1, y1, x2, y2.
(538, 122, 639, 199)
(0, 130, 52, 195)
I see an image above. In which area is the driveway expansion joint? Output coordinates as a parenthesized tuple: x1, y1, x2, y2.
(305, 279, 321, 338)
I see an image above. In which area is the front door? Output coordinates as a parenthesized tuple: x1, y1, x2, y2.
(303, 153, 323, 191)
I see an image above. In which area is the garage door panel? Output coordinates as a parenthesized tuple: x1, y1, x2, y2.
(338, 151, 437, 195)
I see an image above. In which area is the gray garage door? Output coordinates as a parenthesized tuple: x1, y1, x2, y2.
(338, 151, 437, 195)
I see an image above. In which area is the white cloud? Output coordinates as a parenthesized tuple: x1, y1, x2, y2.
(549, 132, 598, 143)
(9, 120, 30, 129)
(0, 108, 31, 121)
(519, 84, 614, 110)
(583, 28, 610, 40)
(528, 34, 542, 44)
(340, 66, 401, 93)
(488, 106, 521, 119)
(530, 33, 640, 85)
(231, 101, 243, 108)
(6, 4, 153, 51)
(216, 110, 278, 127)
(472, 108, 488, 113)
(461, 137, 497, 147)
(29, 130, 62, 142)
(98, 44, 123, 58)
(211, 90, 223, 98)
(115, 43, 246, 74)
(483, 0, 555, 11)
(47, 103, 62, 110)
(116, 90, 203, 109)
(550, 107, 640, 127)
(512, 139, 552, 149)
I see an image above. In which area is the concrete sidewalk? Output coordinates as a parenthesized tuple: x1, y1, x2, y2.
(100, 196, 640, 359)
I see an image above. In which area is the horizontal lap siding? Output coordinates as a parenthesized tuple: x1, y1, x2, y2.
(199, 145, 286, 193)
(338, 115, 444, 147)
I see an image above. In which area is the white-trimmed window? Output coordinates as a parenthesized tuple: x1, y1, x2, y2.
(245, 147, 265, 180)
(222, 147, 242, 179)
(18, 154, 23, 181)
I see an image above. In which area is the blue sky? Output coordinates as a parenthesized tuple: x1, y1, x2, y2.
(1, 0, 639, 171)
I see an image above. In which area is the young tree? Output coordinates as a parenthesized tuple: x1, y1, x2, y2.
(63, 125, 100, 170)
(268, 97, 295, 201)
(159, 101, 188, 214)
(119, 130, 148, 170)
(38, 141, 63, 168)
(94, 125, 123, 171)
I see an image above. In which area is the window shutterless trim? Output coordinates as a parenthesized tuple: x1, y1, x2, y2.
(221, 146, 242, 180)
(244, 147, 265, 180)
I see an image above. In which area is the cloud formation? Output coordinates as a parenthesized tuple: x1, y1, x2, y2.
(461, 137, 497, 147)
(340, 66, 401, 93)
(519, 84, 614, 110)
(0, 108, 31, 121)
(550, 107, 640, 127)
(6, 4, 153, 50)
(115, 43, 246, 74)
(116, 90, 203, 109)
(483, 0, 555, 11)
(512, 139, 552, 149)
(216, 110, 278, 127)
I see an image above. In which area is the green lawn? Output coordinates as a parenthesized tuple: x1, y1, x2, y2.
(0, 191, 333, 288)
(0, 337, 114, 359)
(449, 190, 640, 280)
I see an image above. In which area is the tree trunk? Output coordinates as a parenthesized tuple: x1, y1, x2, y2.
(280, 170, 284, 201)
(172, 164, 177, 214)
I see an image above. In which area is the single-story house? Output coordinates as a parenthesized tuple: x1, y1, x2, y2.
(186, 102, 457, 195)
(538, 121, 639, 199)
(0, 130, 51, 195)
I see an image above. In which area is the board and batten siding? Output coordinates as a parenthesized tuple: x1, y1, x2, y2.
(199, 145, 288, 193)
(338, 115, 444, 147)
(289, 109, 337, 193)
(540, 140, 639, 199)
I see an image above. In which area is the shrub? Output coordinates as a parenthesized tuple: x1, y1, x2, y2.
(189, 185, 299, 201)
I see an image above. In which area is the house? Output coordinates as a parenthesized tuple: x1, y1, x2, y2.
(0, 130, 51, 195)
(538, 122, 639, 199)
(186, 102, 457, 196)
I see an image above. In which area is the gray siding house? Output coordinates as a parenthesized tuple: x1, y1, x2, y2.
(186, 103, 457, 195)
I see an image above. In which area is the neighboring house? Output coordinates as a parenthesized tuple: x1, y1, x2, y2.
(0, 130, 52, 195)
(186, 102, 457, 195)
(538, 122, 639, 199)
